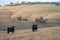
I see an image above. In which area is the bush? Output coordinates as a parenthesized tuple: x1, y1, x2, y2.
(17, 16, 22, 21)
(35, 17, 48, 23)
(23, 18, 28, 21)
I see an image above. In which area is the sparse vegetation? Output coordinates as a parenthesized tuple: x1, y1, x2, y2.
(23, 18, 28, 21)
(17, 16, 28, 21)
(17, 16, 22, 21)
(35, 17, 48, 23)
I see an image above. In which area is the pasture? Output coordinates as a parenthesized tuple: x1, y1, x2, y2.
(0, 4, 60, 40)
(0, 27, 60, 40)
(0, 4, 60, 30)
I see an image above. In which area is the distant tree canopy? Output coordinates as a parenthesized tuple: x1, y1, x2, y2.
(10, 2, 14, 5)
(0, 5, 2, 6)
(21, 1, 26, 4)
(4, 1, 60, 6)
(55, 2, 60, 6)
(14, 1, 21, 6)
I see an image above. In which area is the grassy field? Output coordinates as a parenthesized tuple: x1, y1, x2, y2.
(0, 26, 60, 40)
(0, 4, 60, 29)
(0, 4, 60, 30)
(0, 4, 60, 21)
(0, 4, 60, 40)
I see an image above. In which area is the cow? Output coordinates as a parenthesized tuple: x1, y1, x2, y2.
(7, 26, 15, 34)
(32, 24, 38, 32)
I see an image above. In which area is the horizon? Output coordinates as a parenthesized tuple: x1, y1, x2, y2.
(0, 0, 60, 5)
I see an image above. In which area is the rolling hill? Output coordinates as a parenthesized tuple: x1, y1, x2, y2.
(0, 4, 60, 21)
(0, 4, 60, 29)
(0, 4, 60, 40)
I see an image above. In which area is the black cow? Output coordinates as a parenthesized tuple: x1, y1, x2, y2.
(32, 24, 38, 32)
(7, 26, 15, 34)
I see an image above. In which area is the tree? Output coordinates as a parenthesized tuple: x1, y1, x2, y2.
(10, 2, 14, 6)
(0, 5, 2, 6)
(15, 1, 20, 5)
(56, 3, 59, 6)
(21, 1, 26, 4)
(5, 4, 10, 6)
(56, 2, 60, 6)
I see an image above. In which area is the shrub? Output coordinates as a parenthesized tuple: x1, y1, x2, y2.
(17, 16, 22, 21)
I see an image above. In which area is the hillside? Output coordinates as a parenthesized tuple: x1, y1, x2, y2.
(0, 4, 60, 30)
(0, 26, 60, 40)
(0, 4, 60, 21)
(45, 13, 60, 21)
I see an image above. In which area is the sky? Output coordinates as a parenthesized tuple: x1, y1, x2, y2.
(0, 0, 60, 5)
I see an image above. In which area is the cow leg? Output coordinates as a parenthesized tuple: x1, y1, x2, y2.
(32, 28, 35, 32)
(11, 30, 14, 33)
(7, 30, 9, 34)
(12, 31, 14, 33)
(36, 28, 37, 31)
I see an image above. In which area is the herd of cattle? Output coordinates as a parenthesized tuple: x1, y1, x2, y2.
(7, 24, 38, 34)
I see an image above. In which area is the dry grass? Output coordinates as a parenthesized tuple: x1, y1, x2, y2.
(0, 4, 60, 21)
(0, 4, 60, 40)
(0, 26, 60, 40)
(45, 13, 60, 21)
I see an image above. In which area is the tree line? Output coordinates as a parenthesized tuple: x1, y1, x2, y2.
(4, 1, 60, 6)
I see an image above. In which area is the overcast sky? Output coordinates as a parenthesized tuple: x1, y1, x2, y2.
(0, 0, 60, 5)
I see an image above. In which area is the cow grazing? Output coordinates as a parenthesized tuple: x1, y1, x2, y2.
(7, 26, 15, 34)
(32, 24, 38, 32)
